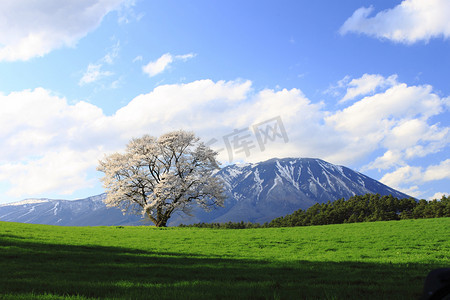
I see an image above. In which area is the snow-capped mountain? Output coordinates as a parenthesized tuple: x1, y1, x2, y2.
(0, 158, 411, 226)
(177, 157, 411, 225)
(0, 194, 144, 226)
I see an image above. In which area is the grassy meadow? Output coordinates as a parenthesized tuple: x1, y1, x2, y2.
(0, 218, 449, 299)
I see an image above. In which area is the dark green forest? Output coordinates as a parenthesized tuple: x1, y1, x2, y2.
(179, 194, 450, 229)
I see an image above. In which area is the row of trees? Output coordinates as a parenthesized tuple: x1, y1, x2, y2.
(180, 194, 450, 228)
(269, 194, 449, 227)
(178, 221, 263, 229)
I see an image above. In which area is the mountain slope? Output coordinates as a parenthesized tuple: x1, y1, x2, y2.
(0, 194, 145, 226)
(0, 157, 411, 226)
(181, 157, 410, 225)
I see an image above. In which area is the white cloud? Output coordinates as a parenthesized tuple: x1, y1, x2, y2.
(102, 40, 120, 64)
(0, 0, 127, 61)
(328, 83, 444, 136)
(380, 165, 423, 188)
(0, 88, 108, 197)
(0, 80, 323, 198)
(327, 74, 450, 198)
(142, 53, 196, 77)
(0, 88, 106, 160)
(362, 150, 404, 171)
(133, 55, 143, 63)
(324, 75, 350, 98)
(326, 74, 449, 176)
(79, 64, 114, 85)
(175, 53, 196, 61)
(340, 0, 450, 44)
(79, 40, 120, 86)
(0, 76, 448, 200)
(423, 159, 450, 181)
(385, 119, 448, 152)
(0, 82, 255, 197)
(327, 79, 445, 131)
(116, 0, 142, 24)
(429, 192, 449, 200)
(380, 159, 450, 197)
(328, 86, 439, 163)
(340, 74, 397, 103)
(0, 149, 99, 197)
(111, 80, 329, 164)
(142, 53, 173, 77)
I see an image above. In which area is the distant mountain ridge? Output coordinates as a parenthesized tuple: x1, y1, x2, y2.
(0, 194, 143, 226)
(0, 157, 411, 226)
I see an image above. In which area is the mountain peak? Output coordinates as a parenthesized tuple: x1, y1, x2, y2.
(187, 157, 410, 225)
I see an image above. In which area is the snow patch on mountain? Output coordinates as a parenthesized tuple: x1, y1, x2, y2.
(267, 173, 283, 195)
(276, 160, 299, 190)
(0, 199, 49, 207)
(253, 168, 264, 201)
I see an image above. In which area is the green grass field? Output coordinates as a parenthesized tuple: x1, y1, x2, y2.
(0, 218, 449, 299)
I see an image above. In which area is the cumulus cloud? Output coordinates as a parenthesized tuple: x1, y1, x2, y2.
(380, 159, 450, 196)
(0, 88, 108, 197)
(0, 0, 127, 61)
(0, 150, 99, 197)
(0, 80, 328, 198)
(142, 53, 196, 77)
(0, 75, 448, 200)
(326, 74, 449, 197)
(340, 0, 450, 44)
(327, 77, 447, 160)
(362, 150, 404, 171)
(111, 80, 330, 164)
(0, 82, 226, 196)
(430, 192, 449, 200)
(380, 165, 423, 190)
(0, 88, 106, 160)
(423, 159, 450, 181)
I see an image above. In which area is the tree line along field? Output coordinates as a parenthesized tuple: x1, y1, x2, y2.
(270, 194, 450, 227)
(180, 194, 450, 229)
(0, 218, 449, 299)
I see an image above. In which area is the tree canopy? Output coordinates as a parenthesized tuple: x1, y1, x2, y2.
(97, 130, 225, 227)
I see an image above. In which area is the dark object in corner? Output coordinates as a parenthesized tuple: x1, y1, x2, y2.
(422, 268, 450, 300)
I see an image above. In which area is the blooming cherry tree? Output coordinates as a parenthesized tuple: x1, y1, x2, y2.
(97, 130, 225, 227)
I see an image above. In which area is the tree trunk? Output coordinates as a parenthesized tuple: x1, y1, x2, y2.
(155, 218, 168, 227)
(153, 205, 167, 227)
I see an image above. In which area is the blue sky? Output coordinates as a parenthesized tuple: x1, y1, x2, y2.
(0, 0, 449, 204)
